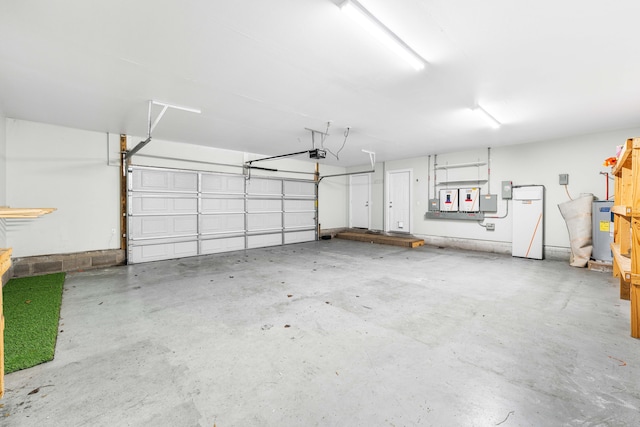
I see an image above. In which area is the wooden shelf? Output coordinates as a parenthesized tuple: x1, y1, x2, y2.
(611, 137, 640, 338)
(612, 205, 631, 216)
(612, 139, 634, 176)
(0, 207, 56, 218)
(611, 242, 631, 280)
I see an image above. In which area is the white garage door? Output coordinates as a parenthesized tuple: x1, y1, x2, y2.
(128, 166, 317, 263)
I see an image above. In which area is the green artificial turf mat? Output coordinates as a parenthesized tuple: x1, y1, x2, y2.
(3, 272, 65, 374)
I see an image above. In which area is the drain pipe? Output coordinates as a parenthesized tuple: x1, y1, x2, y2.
(427, 155, 431, 201)
(433, 154, 438, 196)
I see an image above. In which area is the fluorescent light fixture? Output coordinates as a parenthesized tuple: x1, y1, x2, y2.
(472, 105, 501, 129)
(340, 0, 426, 71)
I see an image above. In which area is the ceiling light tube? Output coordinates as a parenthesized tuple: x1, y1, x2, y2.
(340, 0, 426, 71)
(472, 105, 501, 129)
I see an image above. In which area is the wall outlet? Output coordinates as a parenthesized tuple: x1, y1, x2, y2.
(486, 223, 495, 231)
(559, 174, 569, 185)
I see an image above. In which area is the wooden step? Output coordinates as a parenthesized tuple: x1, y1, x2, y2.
(335, 231, 425, 248)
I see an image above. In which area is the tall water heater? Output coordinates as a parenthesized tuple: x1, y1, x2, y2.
(592, 201, 613, 262)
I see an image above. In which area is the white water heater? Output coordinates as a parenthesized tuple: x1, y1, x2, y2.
(512, 185, 544, 259)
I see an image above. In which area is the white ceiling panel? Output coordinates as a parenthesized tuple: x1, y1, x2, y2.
(1, 0, 639, 166)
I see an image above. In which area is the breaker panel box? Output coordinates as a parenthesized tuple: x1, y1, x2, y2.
(480, 194, 498, 212)
(459, 188, 480, 212)
(502, 181, 513, 200)
(439, 189, 459, 212)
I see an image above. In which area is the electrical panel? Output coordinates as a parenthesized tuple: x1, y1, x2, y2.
(480, 194, 498, 212)
(501, 181, 513, 200)
(559, 174, 569, 185)
(459, 188, 480, 212)
(429, 199, 440, 211)
(439, 189, 459, 212)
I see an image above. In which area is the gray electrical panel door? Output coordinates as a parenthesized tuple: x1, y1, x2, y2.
(128, 166, 317, 264)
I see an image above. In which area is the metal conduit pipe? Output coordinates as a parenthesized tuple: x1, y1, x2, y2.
(487, 146, 491, 194)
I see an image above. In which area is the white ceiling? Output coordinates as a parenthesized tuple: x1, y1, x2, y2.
(1, 0, 639, 166)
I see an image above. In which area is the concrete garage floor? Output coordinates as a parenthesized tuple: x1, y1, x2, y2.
(2, 239, 640, 426)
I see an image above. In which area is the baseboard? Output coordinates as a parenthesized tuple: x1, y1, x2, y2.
(417, 235, 571, 261)
(319, 227, 348, 238)
(11, 249, 126, 278)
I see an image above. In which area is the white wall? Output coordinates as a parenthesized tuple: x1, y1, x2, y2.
(6, 119, 121, 257)
(4, 120, 349, 258)
(9, 117, 634, 259)
(361, 127, 640, 256)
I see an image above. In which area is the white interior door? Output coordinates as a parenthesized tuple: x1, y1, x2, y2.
(350, 174, 370, 229)
(387, 170, 412, 233)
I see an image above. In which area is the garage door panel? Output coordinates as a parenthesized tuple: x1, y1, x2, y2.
(201, 197, 244, 214)
(284, 199, 315, 212)
(201, 174, 245, 194)
(285, 230, 316, 244)
(247, 233, 282, 249)
(200, 214, 245, 234)
(247, 212, 282, 231)
(130, 215, 198, 239)
(130, 240, 198, 263)
(247, 199, 281, 212)
(130, 196, 198, 215)
(132, 169, 197, 193)
(200, 237, 245, 254)
(284, 212, 315, 229)
(247, 178, 282, 195)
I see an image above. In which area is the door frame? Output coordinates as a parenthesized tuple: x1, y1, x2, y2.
(349, 173, 371, 229)
(385, 169, 413, 234)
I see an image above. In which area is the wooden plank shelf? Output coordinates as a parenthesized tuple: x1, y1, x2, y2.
(610, 137, 640, 337)
(0, 207, 56, 218)
(612, 139, 633, 176)
(611, 242, 631, 301)
(611, 205, 631, 216)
